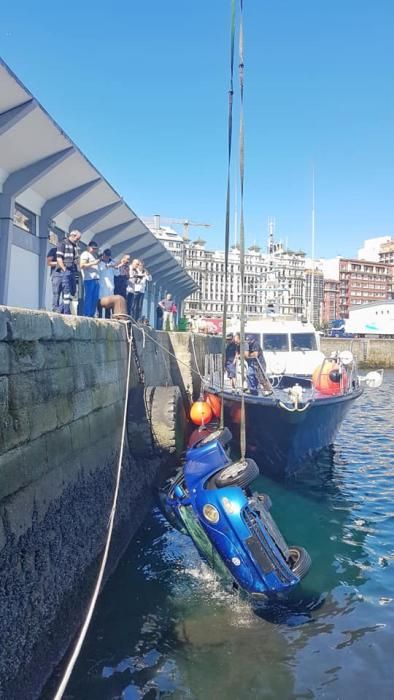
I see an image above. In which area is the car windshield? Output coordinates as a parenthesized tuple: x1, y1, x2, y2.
(291, 333, 317, 351)
(262, 333, 289, 351)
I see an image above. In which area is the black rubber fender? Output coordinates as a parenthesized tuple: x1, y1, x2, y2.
(145, 385, 187, 456)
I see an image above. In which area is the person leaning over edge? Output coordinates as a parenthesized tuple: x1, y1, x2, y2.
(159, 292, 176, 331)
(56, 230, 81, 314)
(80, 240, 100, 317)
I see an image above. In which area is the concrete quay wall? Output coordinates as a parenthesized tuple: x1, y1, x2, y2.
(0, 307, 218, 700)
(321, 337, 394, 368)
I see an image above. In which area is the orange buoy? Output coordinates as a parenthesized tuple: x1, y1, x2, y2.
(205, 393, 221, 419)
(190, 400, 213, 426)
(312, 360, 348, 395)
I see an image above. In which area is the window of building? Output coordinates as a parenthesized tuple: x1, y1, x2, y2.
(14, 203, 36, 235)
(262, 333, 289, 352)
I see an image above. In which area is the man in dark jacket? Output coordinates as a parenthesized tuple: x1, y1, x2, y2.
(56, 230, 81, 314)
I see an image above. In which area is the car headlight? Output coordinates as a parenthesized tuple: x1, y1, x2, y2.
(203, 504, 220, 524)
(222, 497, 239, 515)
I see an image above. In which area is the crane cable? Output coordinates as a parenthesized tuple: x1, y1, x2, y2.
(238, 0, 246, 460)
(220, 0, 236, 428)
(53, 322, 134, 700)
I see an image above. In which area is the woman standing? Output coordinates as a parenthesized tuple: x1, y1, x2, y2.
(114, 254, 130, 299)
(126, 258, 139, 316)
(131, 260, 151, 321)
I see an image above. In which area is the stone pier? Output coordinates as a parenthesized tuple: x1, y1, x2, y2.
(0, 306, 219, 700)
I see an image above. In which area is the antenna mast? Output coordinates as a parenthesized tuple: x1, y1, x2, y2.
(310, 168, 315, 325)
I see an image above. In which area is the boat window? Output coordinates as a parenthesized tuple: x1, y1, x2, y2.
(262, 334, 289, 351)
(291, 333, 317, 351)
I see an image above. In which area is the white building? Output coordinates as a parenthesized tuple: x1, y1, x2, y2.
(148, 220, 307, 319)
(346, 301, 394, 335)
(358, 236, 392, 262)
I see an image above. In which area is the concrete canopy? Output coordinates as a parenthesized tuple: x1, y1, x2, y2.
(0, 59, 198, 302)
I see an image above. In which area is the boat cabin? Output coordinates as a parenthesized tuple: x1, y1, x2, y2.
(231, 317, 325, 377)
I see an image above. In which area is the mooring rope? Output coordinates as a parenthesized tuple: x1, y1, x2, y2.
(53, 321, 134, 700)
(220, 0, 236, 428)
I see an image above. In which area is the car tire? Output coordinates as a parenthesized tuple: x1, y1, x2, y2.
(214, 458, 260, 489)
(192, 426, 233, 449)
(288, 546, 311, 579)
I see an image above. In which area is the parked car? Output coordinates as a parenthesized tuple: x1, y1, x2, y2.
(159, 428, 311, 597)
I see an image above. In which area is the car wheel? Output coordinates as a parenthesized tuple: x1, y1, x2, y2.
(214, 458, 260, 489)
(192, 426, 233, 449)
(288, 546, 311, 579)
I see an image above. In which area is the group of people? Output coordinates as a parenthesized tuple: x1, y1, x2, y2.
(225, 332, 271, 395)
(47, 229, 175, 327)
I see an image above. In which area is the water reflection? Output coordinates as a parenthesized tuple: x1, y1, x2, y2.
(49, 372, 394, 700)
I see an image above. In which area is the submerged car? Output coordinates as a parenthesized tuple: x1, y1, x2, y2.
(159, 428, 311, 597)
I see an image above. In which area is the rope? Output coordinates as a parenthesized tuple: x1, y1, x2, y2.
(238, 0, 246, 460)
(220, 0, 236, 428)
(191, 331, 205, 384)
(53, 321, 134, 700)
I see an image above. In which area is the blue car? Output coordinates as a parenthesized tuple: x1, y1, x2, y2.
(160, 428, 311, 597)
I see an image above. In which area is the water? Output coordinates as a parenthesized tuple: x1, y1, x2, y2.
(54, 372, 394, 699)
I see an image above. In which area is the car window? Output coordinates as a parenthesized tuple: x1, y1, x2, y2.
(262, 333, 289, 351)
(291, 333, 317, 351)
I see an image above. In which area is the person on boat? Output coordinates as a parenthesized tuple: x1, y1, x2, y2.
(245, 335, 271, 395)
(225, 332, 237, 388)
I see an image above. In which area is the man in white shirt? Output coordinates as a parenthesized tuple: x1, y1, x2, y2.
(80, 240, 100, 317)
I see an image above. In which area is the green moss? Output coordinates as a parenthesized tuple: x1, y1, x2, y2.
(12, 340, 36, 358)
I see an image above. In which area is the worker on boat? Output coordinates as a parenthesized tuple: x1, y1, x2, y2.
(245, 335, 271, 395)
(225, 332, 237, 388)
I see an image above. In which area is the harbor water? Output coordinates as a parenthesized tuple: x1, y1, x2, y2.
(51, 371, 394, 699)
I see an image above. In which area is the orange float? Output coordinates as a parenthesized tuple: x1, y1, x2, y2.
(205, 393, 222, 419)
(312, 360, 348, 395)
(190, 400, 213, 426)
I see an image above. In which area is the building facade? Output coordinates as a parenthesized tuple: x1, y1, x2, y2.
(304, 268, 324, 327)
(379, 240, 394, 265)
(151, 224, 307, 319)
(339, 258, 393, 318)
(322, 279, 340, 324)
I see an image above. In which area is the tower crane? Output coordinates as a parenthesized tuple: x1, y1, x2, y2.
(144, 215, 210, 241)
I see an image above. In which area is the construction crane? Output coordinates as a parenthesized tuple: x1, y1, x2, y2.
(144, 215, 210, 241)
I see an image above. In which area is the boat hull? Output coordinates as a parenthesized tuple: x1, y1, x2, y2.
(223, 389, 362, 476)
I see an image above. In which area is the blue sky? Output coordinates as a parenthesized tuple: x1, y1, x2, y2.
(1, 1, 394, 258)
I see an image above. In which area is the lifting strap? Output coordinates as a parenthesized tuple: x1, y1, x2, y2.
(238, 0, 246, 460)
(220, 0, 236, 428)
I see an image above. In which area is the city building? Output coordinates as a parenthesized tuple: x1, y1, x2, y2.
(0, 60, 196, 316)
(322, 279, 340, 325)
(148, 218, 307, 319)
(304, 268, 324, 327)
(379, 239, 394, 265)
(338, 258, 393, 318)
(358, 236, 392, 262)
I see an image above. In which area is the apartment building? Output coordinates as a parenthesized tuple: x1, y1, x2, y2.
(339, 258, 393, 318)
(322, 279, 340, 324)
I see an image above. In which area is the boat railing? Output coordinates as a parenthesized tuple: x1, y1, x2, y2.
(204, 352, 361, 400)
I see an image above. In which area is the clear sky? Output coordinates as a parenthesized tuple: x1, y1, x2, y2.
(1, 1, 394, 258)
